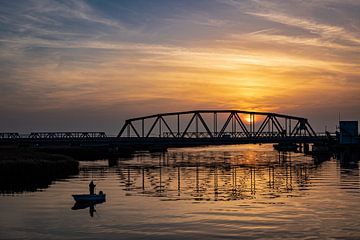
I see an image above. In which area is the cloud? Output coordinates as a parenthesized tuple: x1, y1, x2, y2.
(0, 0, 141, 46)
(246, 12, 360, 45)
(229, 32, 355, 50)
(163, 12, 226, 28)
(26, 0, 125, 29)
(0, 0, 360, 132)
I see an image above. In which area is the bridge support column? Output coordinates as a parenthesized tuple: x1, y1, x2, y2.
(304, 143, 309, 153)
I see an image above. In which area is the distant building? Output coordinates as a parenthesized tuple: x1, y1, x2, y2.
(339, 121, 358, 144)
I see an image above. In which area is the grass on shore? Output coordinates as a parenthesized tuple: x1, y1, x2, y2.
(0, 148, 79, 193)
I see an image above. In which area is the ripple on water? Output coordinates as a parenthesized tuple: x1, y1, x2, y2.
(1, 145, 360, 239)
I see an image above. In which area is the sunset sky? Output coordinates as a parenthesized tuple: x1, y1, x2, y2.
(0, 0, 359, 133)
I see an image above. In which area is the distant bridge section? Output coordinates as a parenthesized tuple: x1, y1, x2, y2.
(0, 132, 107, 139)
(117, 110, 317, 140)
(28, 132, 107, 139)
(0, 132, 20, 139)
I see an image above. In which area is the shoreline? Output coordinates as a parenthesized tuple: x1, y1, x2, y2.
(0, 148, 79, 193)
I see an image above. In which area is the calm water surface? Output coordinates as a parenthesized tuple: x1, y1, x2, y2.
(1, 144, 359, 239)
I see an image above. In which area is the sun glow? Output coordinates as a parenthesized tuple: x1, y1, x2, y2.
(244, 116, 254, 123)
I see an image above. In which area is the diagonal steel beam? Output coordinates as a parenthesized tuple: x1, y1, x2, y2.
(290, 121, 300, 136)
(129, 122, 141, 137)
(272, 116, 285, 134)
(146, 116, 160, 138)
(255, 116, 270, 137)
(160, 116, 176, 137)
(234, 113, 250, 137)
(117, 121, 130, 137)
(305, 121, 317, 136)
(219, 112, 234, 136)
(181, 113, 196, 138)
(197, 113, 213, 138)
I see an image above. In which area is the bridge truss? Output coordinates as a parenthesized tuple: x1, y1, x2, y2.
(0, 132, 107, 139)
(118, 110, 316, 139)
(28, 132, 107, 139)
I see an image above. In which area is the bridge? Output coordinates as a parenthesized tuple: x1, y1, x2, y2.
(118, 110, 316, 139)
(0, 110, 327, 153)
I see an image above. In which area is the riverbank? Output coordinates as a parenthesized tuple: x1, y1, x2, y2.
(0, 148, 79, 193)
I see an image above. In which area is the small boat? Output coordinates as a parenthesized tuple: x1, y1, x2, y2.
(72, 192, 106, 203)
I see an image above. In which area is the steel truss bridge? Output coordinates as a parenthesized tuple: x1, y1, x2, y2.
(118, 110, 316, 139)
(0, 110, 326, 151)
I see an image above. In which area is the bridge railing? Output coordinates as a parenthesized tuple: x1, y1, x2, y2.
(28, 132, 107, 139)
(0, 132, 108, 139)
(161, 131, 322, 138)
(0, 132, 20, 139)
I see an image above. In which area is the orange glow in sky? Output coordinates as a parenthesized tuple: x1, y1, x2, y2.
(0, 1, 359, 133)
(244, 116, 253, 124)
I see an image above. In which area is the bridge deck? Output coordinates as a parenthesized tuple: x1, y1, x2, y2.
(0, 136, 329, 148)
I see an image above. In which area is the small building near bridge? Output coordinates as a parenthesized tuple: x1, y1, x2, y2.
(339, 121, 359, 144)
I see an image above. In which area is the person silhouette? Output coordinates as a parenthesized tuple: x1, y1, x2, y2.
(89, 181, 96, 195)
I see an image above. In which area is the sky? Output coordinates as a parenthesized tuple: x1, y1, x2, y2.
(0, 0, 359, 134)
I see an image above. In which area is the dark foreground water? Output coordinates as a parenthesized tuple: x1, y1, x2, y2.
(1, 144, 359, 239)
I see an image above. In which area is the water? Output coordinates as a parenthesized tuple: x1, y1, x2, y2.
(1, 144, 359, 239)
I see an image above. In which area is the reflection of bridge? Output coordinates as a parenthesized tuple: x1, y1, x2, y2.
(112, 151, 316, 201)
(0, 110, 326, 151)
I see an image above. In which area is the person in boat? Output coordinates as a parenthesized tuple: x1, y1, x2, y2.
(89, 181, 96, 195)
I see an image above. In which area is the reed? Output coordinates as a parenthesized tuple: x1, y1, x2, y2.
(0, 148, 79, 193)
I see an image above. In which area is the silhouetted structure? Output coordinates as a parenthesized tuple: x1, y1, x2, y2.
(0, 110, 333, 152)
(89, 181, 96, 195)
(118, 110, 316, 138)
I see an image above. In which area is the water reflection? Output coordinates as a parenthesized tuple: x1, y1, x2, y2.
(0, 176, 54, 194)
(114, 149, 325, 201)
(71, 200, 105, 217)
(1, 145, 360, 239)
(1, 146, 358, 198)
(336, 150, 360, 192)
